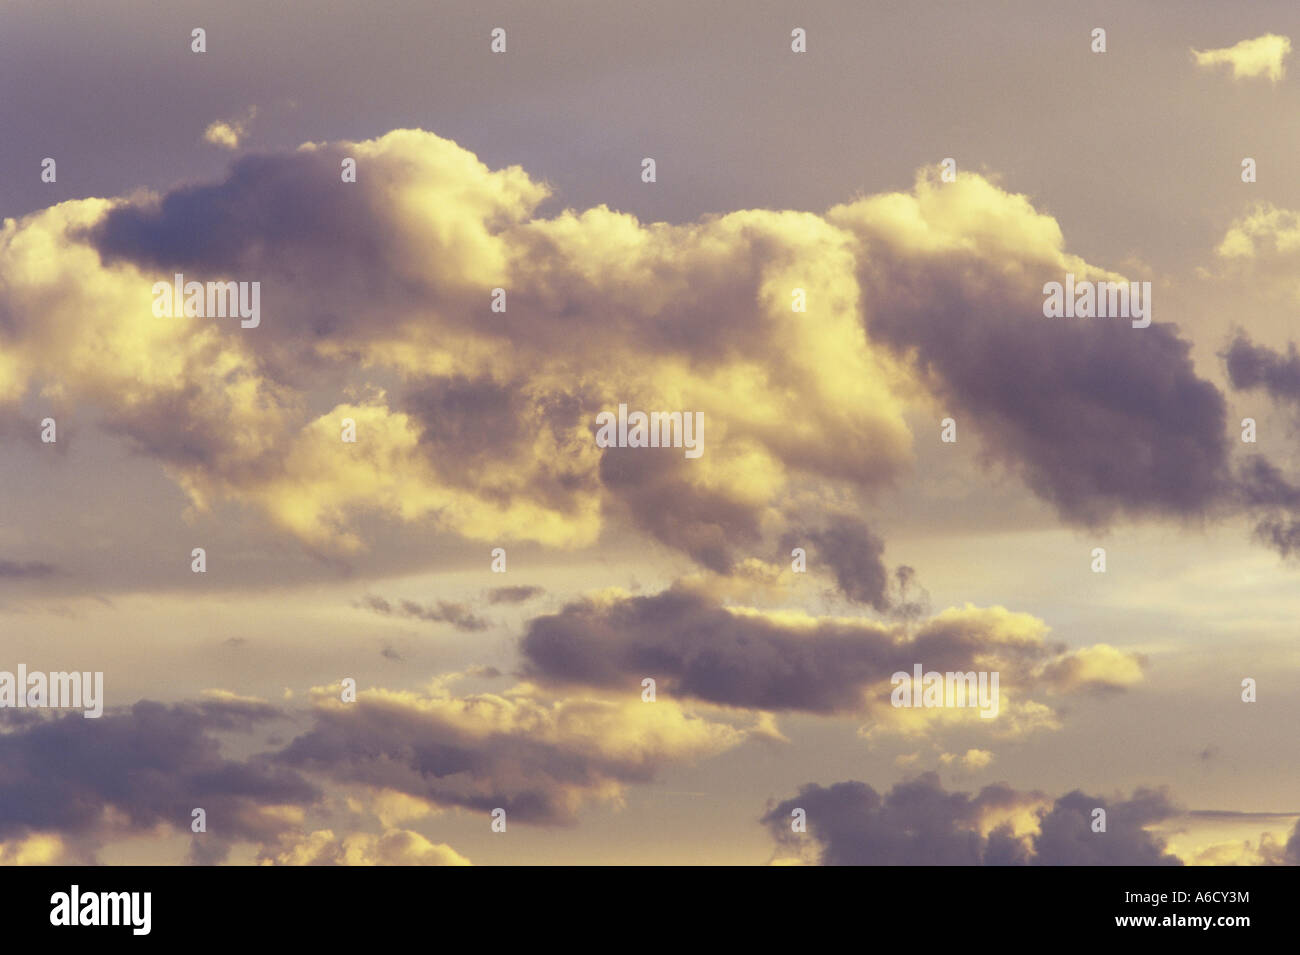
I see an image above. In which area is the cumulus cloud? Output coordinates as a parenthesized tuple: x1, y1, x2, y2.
(830, 170, 1231, 527)
(202, 107, 258, 150)
(274, 682, 748, 825)
(0, 681, 751, 859)
(258, 827, 470, 866)
(1215, 205, 1300, 264)
(1175, 816, 1300, 866)
(762, 773, 1182, 865)
(0, 831, 86, 865)
(520, 581, 1145, 721)
(1213, 206, 1300, 318)
(1037, 644, 1147, 693)
(1192, 34, 1291, 82)
(80, 127, 867, 563)
(0, 699, 317, 863)
(940, 749, 993, 770)
(0, 128, 1242, 575)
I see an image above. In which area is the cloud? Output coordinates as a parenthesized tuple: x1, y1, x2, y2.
(940, 749, 993, 770)
(0, 129, 1242, 573)
(1223, 333, 1300, 405)
(0, 681, 749, 857)
(1192, 34, 1291, 82)
(0, 699, 317, 862)
(258, 827, 470, 866)
(520, 581, 1145, 720)
(762, 773, 1182, 865)
(487, 585, 544, 604)
(202, 107, 258, 150)
(1037, 644, 1147, 693)
(0, 831, 86, 865)
(1176, 819, 1300, 866)
(1206, 212, 1300, 554)
(358, 593, 488, 632)
(1032, 787, 1181, 865)
(781, 516, 929, 615)
(0, 559, 55, 579)
(274, 683, 747, 825)
(1235, 457, 1300, 556)
(361, 788, 441, 827)
(1215, 205, 1300, 264)
(65, 124, 899, 563)
(1213, 206, 1300, 315)
(829, 170, 1232, 527)
(781, 517, 886, 609)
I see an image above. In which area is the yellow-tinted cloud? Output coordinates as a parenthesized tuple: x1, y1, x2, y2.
(288, 681, 748, 822)
(260, 828, 470, 866)
(1210, 204, 1300, 308)
(1216, 205, 1300, 261)
(202, 107, 258, 150)
(940, 748, 994, 770)
(0, 831, 79, 865)
(0, 129, 1220, 567)
(1193, 34, 1291, 82)
(1040, 643, 1147, 692)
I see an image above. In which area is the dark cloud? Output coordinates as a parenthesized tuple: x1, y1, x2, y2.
(523, 586, 894, 712)
(4, 687, 672, 855)
(0, 699, 317, 862)
(487, 585, 544, 605)
(89, 149, 387, 283)
(1252, 515, 1300, 557)
(1223, 334, 1300, 404)
(1240, 457, 1300, 509)
(1237, 457, 1300, 557)
(397, 599, 486, 631)
(0, 559, 55, 579)
(83, 136, 540, 370)
(841, 223, 1233, 525)
(520, 583, 1079, 713)
(890, 565, 930, 621)
(761, 776, 1013, 865)
(358, 593, 488, 632)
(4, 691, 624, 858)
(1032, 788, 1181, 865)
(762, 773, 1182, 865)
(599, 447, 763, 574)
(273, 692, 714, 825)
(782, 516, 927, 615)
(1216, 337, 1300, 555)
(784, 518, 890, 609)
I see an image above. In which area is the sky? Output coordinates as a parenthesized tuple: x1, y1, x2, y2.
(1, 0, 1299, 866)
